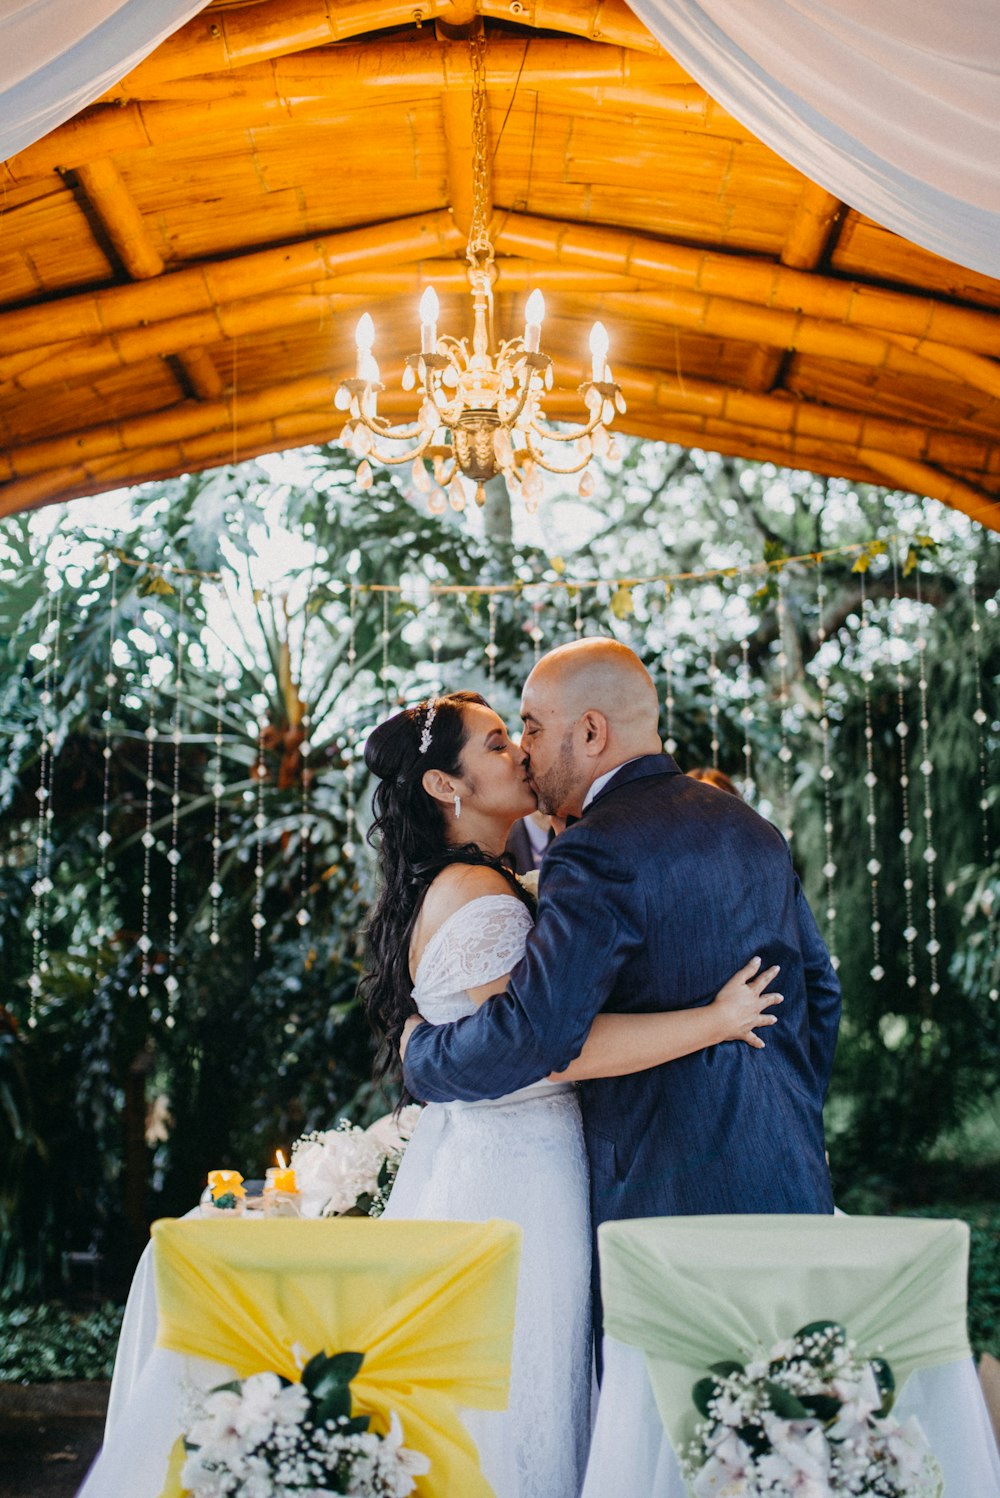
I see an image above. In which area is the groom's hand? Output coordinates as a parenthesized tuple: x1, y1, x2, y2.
(400, 1013, 425, 1062)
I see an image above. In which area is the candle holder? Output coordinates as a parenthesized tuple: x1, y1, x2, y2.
(200, 1169, 247, 1217)
(262, 1166, 302, 1218)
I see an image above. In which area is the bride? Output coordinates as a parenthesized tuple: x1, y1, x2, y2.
(361, 692, 782, 1498)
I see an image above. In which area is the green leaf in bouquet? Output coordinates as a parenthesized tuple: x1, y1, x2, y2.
(870, 1356, 895, 1415)
(692, 1376, 724, 1418)
(762, 1381, 809, 1419)
(794, 1320, 847, 1365)
(313, 1386, 354, 1425)
(800, 1393, 843, 1423)
(708, 1360, 745, 1379)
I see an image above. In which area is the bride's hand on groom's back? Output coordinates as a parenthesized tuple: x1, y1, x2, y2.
(399, 1013, 425, 1062)
(714, 956, 783, 1048)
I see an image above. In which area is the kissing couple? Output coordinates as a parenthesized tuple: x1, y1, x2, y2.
(361, 637, 841, 1498)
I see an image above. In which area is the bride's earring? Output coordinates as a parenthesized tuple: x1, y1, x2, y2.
(453, 794, 462, 819)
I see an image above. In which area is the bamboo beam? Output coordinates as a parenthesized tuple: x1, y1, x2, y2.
(0, 263, 652, 392)
(73, 159, 164, 279)
(5, 401, 998, 534)
(442, 88, 478, 241)
(742, 184, 844, 393)
(72, 158, 208, 403)
(594, 290, 1000, 403)
(104, 0, 663, 95)
(493, 213, 1000, 356)
(0, 212, 464, 354)
(175, 349, 224, 399)
(5, 351, 1000, 490)
(607, 363, 1000, 473)
(857, 449, 1000, 533)
(782, 183, 844, 270)
(1, 43, 709, 186)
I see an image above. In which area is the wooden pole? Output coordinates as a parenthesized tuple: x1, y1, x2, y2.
(72, 159, 164, 280)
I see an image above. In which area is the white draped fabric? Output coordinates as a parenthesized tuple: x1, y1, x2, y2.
(0, 1, 210, 162)
(625, 0, 1000, 278)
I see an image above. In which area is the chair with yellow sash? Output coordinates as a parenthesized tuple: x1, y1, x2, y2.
(582, 1215, 1000, 1497)
(78, 1216, 521, 1498)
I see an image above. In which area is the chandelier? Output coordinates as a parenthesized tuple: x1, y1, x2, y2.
(336, 28, 625, 515)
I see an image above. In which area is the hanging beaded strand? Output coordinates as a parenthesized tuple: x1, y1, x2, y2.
(343, 584, 358, 862)
(209, 676, 225, 950)
(296, 712, 311, 940)
(969, 565, 992, 866)
(858, 571, 884, 983)
(707, 628, 721, 770)
(164, 584, 186, 1019)
(890, 552, 918, 990)
(380, 591, 391, 712)
(774, 571, 794, 841)
(574, 585, 584, 638)
(28, 593, 56, 1026)
(814, 566, 838, 967)
(138, 615, 159, 1005)
(913, 568, 940, 997)
(96, 563, 119, 952)
(485, 594, 498, 685)
(739, 626, 755, 800)
(251, 718, 267, 959)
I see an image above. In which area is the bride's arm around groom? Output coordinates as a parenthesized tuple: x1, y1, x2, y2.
(404, 639, 840, 1219)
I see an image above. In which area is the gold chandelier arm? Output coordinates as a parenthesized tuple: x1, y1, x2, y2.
(527, 411, 602, 445)
(523, 431, 596, 476)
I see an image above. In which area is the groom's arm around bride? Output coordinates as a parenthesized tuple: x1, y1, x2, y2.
(404, 640, 840, 1221)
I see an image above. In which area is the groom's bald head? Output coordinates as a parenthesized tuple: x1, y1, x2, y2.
(520, 639, 663, 817)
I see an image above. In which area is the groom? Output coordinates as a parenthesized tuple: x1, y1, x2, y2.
(403, 639, 840, 1241)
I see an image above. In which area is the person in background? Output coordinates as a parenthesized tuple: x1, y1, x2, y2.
(504, 809, 564, 873)
(686, 766, 742, 798)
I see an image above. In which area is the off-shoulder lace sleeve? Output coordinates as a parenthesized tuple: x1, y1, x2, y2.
(413, 894, 533, 1006)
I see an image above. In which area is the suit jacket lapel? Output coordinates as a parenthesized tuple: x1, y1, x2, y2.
(586, 753, 681, 812)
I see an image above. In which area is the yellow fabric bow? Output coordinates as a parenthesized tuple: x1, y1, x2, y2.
(152, 1216, 521, 1498)
(206, 1170, 245, 1200)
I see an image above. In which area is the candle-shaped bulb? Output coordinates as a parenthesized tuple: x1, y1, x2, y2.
(355, 313, 375, 377)
(355, 314, 375, 353)
(419, 285, 439, 324)
(524, 289, 545, 353)
(589, 321, 609, 383)
(419, 285, 439, 353)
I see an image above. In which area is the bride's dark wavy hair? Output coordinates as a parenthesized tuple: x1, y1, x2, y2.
(360, 690, 532, 1096)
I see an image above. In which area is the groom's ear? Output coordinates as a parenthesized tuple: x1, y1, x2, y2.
(421, 768, 454, 807)
(580, 709, 609, 756)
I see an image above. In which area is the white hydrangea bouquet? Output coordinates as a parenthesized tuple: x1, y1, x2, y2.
(291, 1108, 421, 1219)
(681, 1320, 943, 1497)
(180, 1349, 429, 1497)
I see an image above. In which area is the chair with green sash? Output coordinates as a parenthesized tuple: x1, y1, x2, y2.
(582, 1214, 1000, 1497)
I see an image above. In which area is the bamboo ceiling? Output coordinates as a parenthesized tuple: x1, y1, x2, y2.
(2, 0, 1000, 531)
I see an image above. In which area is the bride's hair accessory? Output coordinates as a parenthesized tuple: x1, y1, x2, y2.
(415, 700, 437, 755)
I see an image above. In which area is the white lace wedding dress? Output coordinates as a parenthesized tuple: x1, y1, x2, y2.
(382, 893, 592, 1498)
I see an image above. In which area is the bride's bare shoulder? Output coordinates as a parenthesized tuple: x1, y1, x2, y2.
(420, 864, 515, 927)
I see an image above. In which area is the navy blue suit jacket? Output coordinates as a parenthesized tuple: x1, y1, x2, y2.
(403, 756, 840, 1229)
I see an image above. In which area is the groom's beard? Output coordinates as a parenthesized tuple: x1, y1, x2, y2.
(529, 729, 577, 817)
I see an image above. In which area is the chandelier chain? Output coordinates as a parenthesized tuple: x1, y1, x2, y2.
(467, 29, 492, 264)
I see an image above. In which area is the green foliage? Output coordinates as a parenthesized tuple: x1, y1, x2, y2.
(0, 1299, 124, 1382)
(0, 438, 998, 1304)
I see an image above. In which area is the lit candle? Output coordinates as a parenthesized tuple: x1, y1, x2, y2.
(589, 321, 609, 383)
(419, 285, 439, 354)
(268, 1150, 297, 1194)
(355, 313, 375, 377)
(524, 289, 545, 354)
